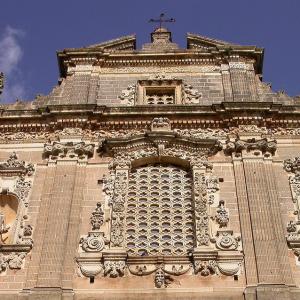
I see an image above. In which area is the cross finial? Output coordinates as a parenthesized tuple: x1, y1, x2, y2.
(149, 13, 175, 30)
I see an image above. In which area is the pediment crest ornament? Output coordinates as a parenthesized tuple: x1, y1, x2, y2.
(0, 152, 34, 177)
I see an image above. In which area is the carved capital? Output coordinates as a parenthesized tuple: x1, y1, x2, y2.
(43, 141, 94, 160)
(224, 138, 277, 156)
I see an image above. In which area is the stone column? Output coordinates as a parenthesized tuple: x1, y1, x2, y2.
(232, 156, 258, 286)
(227, 138, 295, 300)
(22, 142, 94, 300)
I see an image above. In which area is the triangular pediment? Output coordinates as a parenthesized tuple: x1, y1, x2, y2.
(187, 33, 240, 50)
(61, 34, 136, 53)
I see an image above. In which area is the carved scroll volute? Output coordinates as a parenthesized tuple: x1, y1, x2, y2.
(192, 166, 210, 248)
(110, 165, 129, 248)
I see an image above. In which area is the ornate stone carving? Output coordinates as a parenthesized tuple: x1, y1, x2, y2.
(77, 259, 103, 277)
(128, 265, 156, 276)
(110, 170, 128, 247)
(215, 200, 229, 227)
(0, 252, 26, 273)
(0, 152, 34, 176)
(193, 171, 209, 246)
(0, 212, 10, 241)
(284, 157, 300, 174)
(118, 84, 136, 106)
(43, 141, 94, 159)
(194, 260, 218, 276)
(14, 176, 32, 207)
(90, 202, 104, 230)
(214, 230, 240, 250)
(283, 157, 300, 255)
(155, 268, 166, 288)
(224, 138, 277, 156)
(182, 84, 201, 104)
(103, 260, 126, 277)
(80, 232, 108, 252)
(151, 117, 171, 131)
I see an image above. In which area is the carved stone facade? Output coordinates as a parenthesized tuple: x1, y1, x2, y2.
(0, 27, 299, 300)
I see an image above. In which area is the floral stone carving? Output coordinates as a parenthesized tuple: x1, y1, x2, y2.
(194, 260, 218, 276)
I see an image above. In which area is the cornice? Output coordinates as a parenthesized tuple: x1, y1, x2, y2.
(1, 102, 300, 131)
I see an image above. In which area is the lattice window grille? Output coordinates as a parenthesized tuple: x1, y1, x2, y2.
(125, 164, 195, 256)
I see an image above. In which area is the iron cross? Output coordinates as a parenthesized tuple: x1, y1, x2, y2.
(149, 13, 175, 30)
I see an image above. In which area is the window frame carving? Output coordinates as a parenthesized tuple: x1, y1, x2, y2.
(0, 152, 34, 274)
(77, 123, 243, 284)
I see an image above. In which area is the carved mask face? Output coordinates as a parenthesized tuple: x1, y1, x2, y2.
(155, 269, 165, 288)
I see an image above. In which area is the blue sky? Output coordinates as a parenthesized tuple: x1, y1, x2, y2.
(0, 0, 299, 103)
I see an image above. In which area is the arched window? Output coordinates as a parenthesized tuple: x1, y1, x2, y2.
(125, 164, 195, 256)
(0, 194, 18, 244)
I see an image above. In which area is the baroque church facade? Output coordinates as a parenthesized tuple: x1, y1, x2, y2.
(0, 27, 300, 300)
